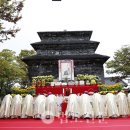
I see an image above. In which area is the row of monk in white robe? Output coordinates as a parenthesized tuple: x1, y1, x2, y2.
(66, 92, 130, 119)
(0, 92, 130, 119)
(0, 93, 60, 118)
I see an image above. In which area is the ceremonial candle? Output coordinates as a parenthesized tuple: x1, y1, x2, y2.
(63, 88, 64, 94)
(70, 88, 72, 93)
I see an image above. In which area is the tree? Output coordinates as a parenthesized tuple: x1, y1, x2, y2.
(0, 0, 24, 42)
(106, 45, 130, 79)
(0, 49, 35, 97)
(0, 49, 25, 96)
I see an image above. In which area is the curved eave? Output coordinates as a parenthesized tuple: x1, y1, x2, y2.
(37, 31, 93, 41)
(22, 54, 110, 64)
(31, 41, 100, 51)
(31, 40, 99, 45)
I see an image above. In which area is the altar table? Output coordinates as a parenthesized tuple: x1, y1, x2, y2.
(36, 85, 98, 95)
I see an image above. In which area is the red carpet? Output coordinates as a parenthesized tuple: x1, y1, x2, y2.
(0, 117, 130, 130)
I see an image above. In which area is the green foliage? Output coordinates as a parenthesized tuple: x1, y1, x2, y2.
(0, 49, 24, 81)
(11, 86, 35, 96)
(106, 45, 130, 78)
(32, 75, 54, 83)
(99, 83, 123, 91)
(76, 74, 100, 84)
(0, 49, 23, 96)
(0, 49, 35, 97)
(0, 0, 24, 42)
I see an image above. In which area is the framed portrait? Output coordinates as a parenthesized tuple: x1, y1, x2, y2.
(58, 60, 74, 81)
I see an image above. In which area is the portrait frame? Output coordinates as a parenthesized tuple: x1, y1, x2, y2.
(58, 60, 74, 81)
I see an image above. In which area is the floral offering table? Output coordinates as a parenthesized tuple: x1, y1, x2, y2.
(35, 85, 98, 95)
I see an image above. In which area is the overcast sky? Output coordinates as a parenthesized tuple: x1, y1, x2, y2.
(1, 0, 130, 62)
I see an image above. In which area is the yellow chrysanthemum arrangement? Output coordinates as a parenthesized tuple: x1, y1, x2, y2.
(98, 83, 124, 94)
(11, 86, 35, 97)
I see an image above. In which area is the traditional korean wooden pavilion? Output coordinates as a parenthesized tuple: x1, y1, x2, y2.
(22, 31, 109, 82)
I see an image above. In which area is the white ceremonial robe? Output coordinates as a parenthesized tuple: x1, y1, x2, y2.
(0, 94, 12, 118)
(46, 94, 58, 117)
(21, 94, 34, 118)
(10, 94, 22, 117)
(34, 95, 46, 118)
(127, 93, 130, 114)
(79, 93, 94, 118)
(65, 94, 80, 118)
(92, 93, 105, 118)
(56, 95, 63, 114)
(104, 93, 119, 118)
(116, 92, 129, 116)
